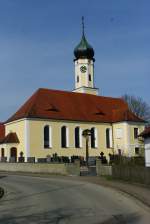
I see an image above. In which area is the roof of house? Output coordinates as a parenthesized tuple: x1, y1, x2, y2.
(0, 132, 19, 144)
(139, 127, 150, 138)
(0, 123, 5, 141)
(6, 88, 145, 124)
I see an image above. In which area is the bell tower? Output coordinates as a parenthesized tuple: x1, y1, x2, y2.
(73, 17, 99, 95)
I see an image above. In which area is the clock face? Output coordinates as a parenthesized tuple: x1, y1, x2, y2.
(80, 65, 87, 73)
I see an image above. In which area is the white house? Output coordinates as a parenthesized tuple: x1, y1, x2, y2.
(140, 127, 150, 167)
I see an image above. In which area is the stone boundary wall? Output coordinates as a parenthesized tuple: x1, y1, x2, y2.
(112, 165, 150, 185)
(0, 161, 80, 176)
(96, 160, 112, 176)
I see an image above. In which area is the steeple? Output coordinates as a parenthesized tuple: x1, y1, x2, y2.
(82, 16, 84, 36)
(74, 17, 95, 61)
(73, 17, 99, 95)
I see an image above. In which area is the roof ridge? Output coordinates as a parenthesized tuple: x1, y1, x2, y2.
(5, 89, 41, 123)
(37, 88, 124, 101)
(21, 90, 40, 117)
(26, 89, 41, 117)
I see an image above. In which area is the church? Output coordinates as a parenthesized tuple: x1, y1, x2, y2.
(0, 20, 145, 162)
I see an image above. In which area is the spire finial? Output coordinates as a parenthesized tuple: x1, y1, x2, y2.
(82, 16, 85, 36)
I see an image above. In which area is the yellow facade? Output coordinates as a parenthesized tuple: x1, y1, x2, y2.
(113, 122, 144, 156)
(28, 119, 113, 158)
(1, 120, 25, 160)
(1, 118, 145, 161)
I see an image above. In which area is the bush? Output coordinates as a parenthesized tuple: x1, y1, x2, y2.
(109, 154, 145, 166)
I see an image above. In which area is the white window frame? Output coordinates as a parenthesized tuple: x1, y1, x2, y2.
(43, 125, 52, 149)
(95, 128, 98, 148)
(74, 126, 82, 148)
(60, 125, 69, 148)
(80, 128, 82, 148)
(109, 128, 113, 148)
(66, 126, 69, 147)
(91, 127, 98, 149)
(49, 126, 52, 148)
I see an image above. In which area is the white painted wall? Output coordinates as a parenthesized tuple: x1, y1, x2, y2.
(145, 137, 150, 167)
(24, 119, 30, 161)
(75, 59, 94, 89)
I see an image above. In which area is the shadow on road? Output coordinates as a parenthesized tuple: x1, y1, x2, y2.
(0, 175, 7, 179)
(0, 208, 141, 224)
(99, 213, 140, 224)
(1, 183, 86, 203)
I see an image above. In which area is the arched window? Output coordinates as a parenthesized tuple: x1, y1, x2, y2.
(1, 148, 4, 157)
(91, 127, 97, 148)
(61, 126, 68, 148)
(89, 74, 91, 81)
(75, 127, 80, 148)
(44, 125, 50, 148)
(106, 128, 110, 148)
(77, 76, 79, 83)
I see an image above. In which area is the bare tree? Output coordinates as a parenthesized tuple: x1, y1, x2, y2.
(122, 94, 150, 121)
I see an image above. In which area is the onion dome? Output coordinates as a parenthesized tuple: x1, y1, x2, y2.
(74, 17, 95, 60)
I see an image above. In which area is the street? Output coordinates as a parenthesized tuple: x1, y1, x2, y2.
(0, 174, 150, 224)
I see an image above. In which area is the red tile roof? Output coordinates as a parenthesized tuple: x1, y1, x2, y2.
(0, 132, 19, 144)
(139, 127, 150, 138)
(0, 123, 5, 141)
(6, 88, 145, 124)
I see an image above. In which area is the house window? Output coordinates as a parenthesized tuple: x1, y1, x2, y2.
(75, 127, 80, 148)
(91, 127, 97, 148)
(106, 128, 110, 148)
(89, 74, 91, 81)
(1, 148, 4, 157)
(134, 128, 138, 139)
(61, 126, 69, 148)
(77, 76, 79, 83)
(44, 125, 51, 148)
(135, 147, 139, 155)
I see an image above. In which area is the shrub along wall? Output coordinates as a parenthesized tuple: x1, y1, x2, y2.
(112, 165, 150, 185)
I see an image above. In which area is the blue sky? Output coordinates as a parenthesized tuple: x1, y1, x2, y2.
(0, 0, 149, 121)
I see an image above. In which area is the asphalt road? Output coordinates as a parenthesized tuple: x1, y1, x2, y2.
(0, 174, 150, 224)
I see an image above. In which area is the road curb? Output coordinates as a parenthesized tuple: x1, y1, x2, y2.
(74, 177, 150, 209)
(94, 181, 150, 209)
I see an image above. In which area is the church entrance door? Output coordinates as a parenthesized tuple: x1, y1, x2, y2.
(10, 147, 17, 162)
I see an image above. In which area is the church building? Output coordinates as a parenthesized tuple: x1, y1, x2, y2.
(0, 20, 145, 162)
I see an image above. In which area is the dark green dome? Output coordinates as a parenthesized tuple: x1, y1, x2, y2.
(74, 34, 95, 60)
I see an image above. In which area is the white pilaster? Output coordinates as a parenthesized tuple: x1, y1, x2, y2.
(80, 128, 83, 148)
(124, 122, 131, 156)
(66, 127, 69, 147)
(24, 119, 30, 161)
(109, 128, 113, 148)
(49, 126, 52, 148)
(95, 128, 98, 148)
(145, 138, 150, 167)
